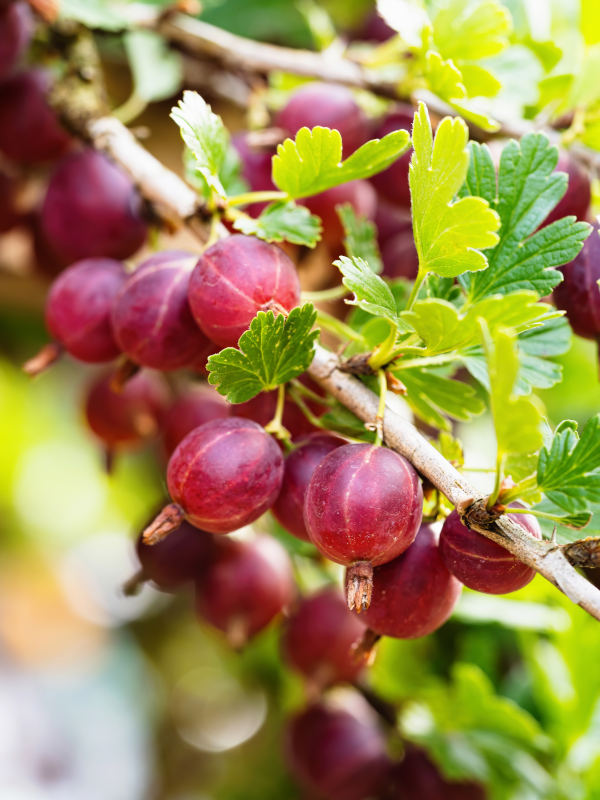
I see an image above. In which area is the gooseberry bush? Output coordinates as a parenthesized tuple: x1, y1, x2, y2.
(9, 1, 600, 797)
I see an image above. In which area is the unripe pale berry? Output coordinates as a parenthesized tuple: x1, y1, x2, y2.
(439, 507, 541, 595)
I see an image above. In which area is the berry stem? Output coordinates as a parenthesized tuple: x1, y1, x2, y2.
(22, 341, 62, 376)
(346, 561, 374, 613)
(264, 384, 292, 447)
(227, 190, 286, 207)
(289, 378, 334, 407)
(301, 285, 349, 302)
(122, 568, 146, 596)
(315, 309, 364, 343)
(112, 90, 148, 125)
(373, 370, 387, 447)
(142, 503, 184, 545)
(110, 358, 141, 391)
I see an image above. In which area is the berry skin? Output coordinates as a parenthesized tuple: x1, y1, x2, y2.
(552, 221, 600, 340)
(24, 258, 127, 375)
(232, 133, 275, 216)
(41, 149, 147, 262)
(305, 443, 423, 610)
(162, 384, 230, 456)
(285, 702, 392, 800)
(195, 534, 294, 645)
(361, 524, 462, 639)
(303, 179, 377, 250)
(188, 234, 300, 347)
(133, 520, 216, 593)
(0, 69, 71, 164)
(276, 82, 369, 157)
(84, 370, 169, 450)
(111, 250, 214, 371)
(281, 587, 367, 688)
(272, 433, 345, 541)
(391, 747, 487, 800)
(543, 150, 591, 226)
(439, 507, 541, 595)
(165, 417, 284, 535)
(381, 227, 419, 280)
(370, 108, 414, 208)
(0, 2, 33, 81)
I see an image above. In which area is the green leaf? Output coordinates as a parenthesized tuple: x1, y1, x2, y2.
(337, 204, 383, 273)
(432, 0, 512, 62)
(319, 402, 375, 442)
(400, 663, 553, 794)
(485, 326, 544, 459)
(464, 134, 592, 301)
(184, 143, 247, 200)
(517, 315, 571, 392)
(399, 368, 485, 430)
(537, 416, 600, 517)
(124, 30, 183, 104)
(459, 63, 502, 97)
(334, 256, 401, 323)
(272, 126, 410, 199)
(402, 292, 560, 356)
(232, 201, 321, 247)
(409, 103, 500, 281)
(459, 141, 497, 204)
(170, 91, 229, 196)
(424, 51, 467, 101)
(207, 305, 319, 403)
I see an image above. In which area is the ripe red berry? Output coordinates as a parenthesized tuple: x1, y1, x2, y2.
(282, 587, 367, 688)
(286, 701, 392, 800)
(391, 746, 487, 800)
(543, 150, 591, 226)
(381, 227, 419, 280)
(370, 108, 414, 208)
(361, 524, 462, 638)
(305, 443, 423, 611)
(131, 520, 216, 593)
(111, 250, 214, 371)
(41, 149, 147, 262)
(195, 535, 294, 645)
(162, 384, 230, 456)
(439, 507, 541, 595)
(84, 370, 169, 450)
(272, 433, 345, 541)
(374, 199, 412, 247)
(276, 82, 369, 156)
(145, 417, 284, 539)
(0, 69, 71, 164)
(232, 132, 275, 216)
(552, 221, 600, 340)
(24, 258, 127, 375)
(0, 2, 33, 81)
(303, 179, 377, 250)
(188, 234, 300, 347)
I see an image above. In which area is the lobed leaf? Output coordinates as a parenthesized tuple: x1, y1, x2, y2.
(233, 201, 321, 247)
(170, 91, 229, 196)
(334, 256, 401, 323)
(409, 103, 500, 280)
(272, 126, 410, 199)
(207, 305, 319, 403)
(337, 204, 383, 273)
(537, 416, 600, 517)
(463, 134, 591, 301)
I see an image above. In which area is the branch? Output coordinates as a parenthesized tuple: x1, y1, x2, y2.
(132, 9, 600, 173)
(54, 97, 600, 622)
